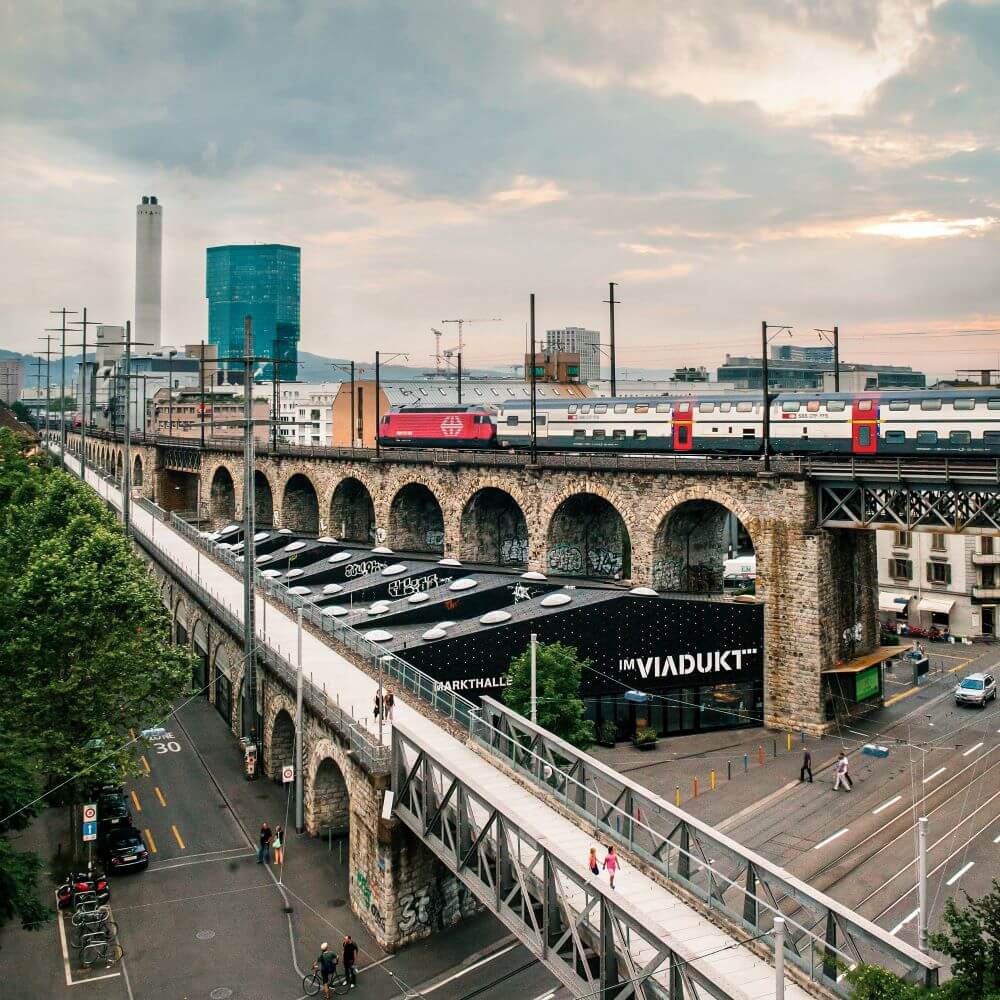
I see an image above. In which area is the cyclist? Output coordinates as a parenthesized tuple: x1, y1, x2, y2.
(314, 942, 339, 997)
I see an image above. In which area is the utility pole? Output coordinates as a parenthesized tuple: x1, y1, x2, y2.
(815, 326, 841, 392)
(375, 350, 381, 458)
(917, 816, 928, 952)
(774, 916, 786, 1000)
(242, 316, 258, 742)
(295, 606, 304, 833)
(760, 321, 792, 473)
(604, 282, 619, 396)
(350, 361, 355, 448)
(530, 633, 538, 724)
(48, 308, 78, 469)
(36, 334, 55, 443)
(271, 338, 279, 452)
(457, 351, 462, 405)
(529, 293, 538, 464)
(200, 341, 207, 449)
(122, 322, 133, 538)
(70, 308, 101, 486)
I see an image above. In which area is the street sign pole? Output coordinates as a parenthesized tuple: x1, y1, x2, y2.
(82, 802, 98, 873)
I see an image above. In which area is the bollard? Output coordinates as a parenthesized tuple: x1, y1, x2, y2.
(743, 753, 749, 773)
(710, 769, 716, 791)
(800, 730, 805, 746)
(675, 785, 681, 807)
(758, 745, 765, 767)
(787, 733, 792, 752)
(773, 739, 778, 758)
(693, 777, 699, 798)
(727, 759, 732, 781)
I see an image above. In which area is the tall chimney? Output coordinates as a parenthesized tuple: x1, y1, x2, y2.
(135, 195, 163, 350)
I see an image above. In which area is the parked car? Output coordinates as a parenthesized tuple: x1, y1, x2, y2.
(96, 785, 132, 832)
(954, 673, 997, 707)
(99, 825, 149, 873)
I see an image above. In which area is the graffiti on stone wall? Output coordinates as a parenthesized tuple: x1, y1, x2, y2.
(842, 621, 863, 657)
(547, 543, 584, 574)
(355, 870, 386, 931)
(398, 874, 480, 935)
(425, 528, 445, 548)
(548, 538, 623, 578)
(588, 548, 623, 578)
(499, 536, 529, 565)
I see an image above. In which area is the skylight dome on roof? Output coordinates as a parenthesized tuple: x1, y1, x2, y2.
(318, 536, 338, 544)
(630, 586, 658, 596)
(368, 601, 390, 615)
(221, 524, 240, 534)
(438, 558, 462, 567)
(285, 541, 306, 552)
(323, 606, 348, 617)
(365, 630, 394, 642)
(382, 564, 407, 576)
(261, 569, 281, 578)
(329, 551, 351, 563)
(422, 628, 447, 641)
(278, 528, 293, 535)
(407, 592, 429, 604)
(541, 593, 572, 607)
(371, 546, 393, 554)
(289, 586, 311, 596)
(257, 554, 272, 563)
(286, 568, 304, 579)
(479, 610, 512, 624)
(521, 571, 547, 581)
(449, 578, 477, 592)
(323, 583, 343, 595)
(254, 531, 270, 541)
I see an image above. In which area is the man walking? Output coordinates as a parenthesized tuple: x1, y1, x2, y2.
(343, 934, 358, 989)
(833, 752, 853, 792)
(258, 821, 273, 863)
(800, 748, 813, 783)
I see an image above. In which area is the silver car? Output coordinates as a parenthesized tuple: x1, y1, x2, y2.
(954, 672, 997, 707)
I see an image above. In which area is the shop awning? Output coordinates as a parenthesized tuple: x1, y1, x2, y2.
(822, 644, 913, 674)
(879, 592, 911, 612)
(918, 596, 955, 614)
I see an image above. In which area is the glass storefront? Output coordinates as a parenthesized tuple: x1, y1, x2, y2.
(588, 680, 762, 739)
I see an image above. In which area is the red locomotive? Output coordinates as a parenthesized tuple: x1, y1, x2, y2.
(378, 406, 496, 448)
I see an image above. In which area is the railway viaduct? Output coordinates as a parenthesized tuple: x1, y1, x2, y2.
(73, 433, 880, 733)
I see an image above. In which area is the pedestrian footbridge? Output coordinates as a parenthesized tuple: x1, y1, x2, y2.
(56, 444, 938, 999)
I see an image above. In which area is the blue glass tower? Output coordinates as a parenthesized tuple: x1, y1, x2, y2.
(206, 244, 300, 381)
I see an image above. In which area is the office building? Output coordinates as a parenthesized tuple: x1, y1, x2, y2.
(718, 355, 925, 391)
(206, 244, 300, 381)
(276, 383, 341, 446)
(546, 327, 601, 382)
(771, 343, 834, 363)
(524, 350, 581, 384)
(135, 196, 163, 350)
(0, 359, 25, 404)
(148, 385, 270, 443)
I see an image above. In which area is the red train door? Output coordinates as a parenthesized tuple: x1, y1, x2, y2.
(673, 402, 693, 451)
(851, 397, 878, 454)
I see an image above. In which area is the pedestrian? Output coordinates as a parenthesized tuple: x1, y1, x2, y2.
(273, 824, 284, 866)
(588, 846, 600, 876)
(800, 748, 813, 783)
(257, 821, 273, 863)
(384, 689, 395, 723)
(374, 691, 382, 720)
(603, 845, 619, 889)
(833, 752, 853, 792)
(343, 934, 358, 989)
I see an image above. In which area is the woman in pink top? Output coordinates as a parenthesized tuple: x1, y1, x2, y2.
(603, 845, 619, 889)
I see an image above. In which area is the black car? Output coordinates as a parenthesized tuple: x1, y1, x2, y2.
(100, 825, 149, 873)
(96, 787, 132, 831)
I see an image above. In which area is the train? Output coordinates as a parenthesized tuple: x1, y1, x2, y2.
(377, 390, 1000, 457)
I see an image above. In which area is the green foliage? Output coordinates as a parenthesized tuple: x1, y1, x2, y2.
(633, 727, 658, 747)
(504, 640, 595, 749)
(929, 878, 1000, 1000)
(844, 964, 926, 1000)
(597, 720, 617, 745)
(0, 428, 191, 935)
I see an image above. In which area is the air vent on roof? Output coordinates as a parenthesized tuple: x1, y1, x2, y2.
(365, 630, 394, 642)
(323, 606, 348, 617)
(371, 546, 393, 554)
(438, 557, 462, 567)
(408, 592, 429, 604)
(322, 583, 343, 595)
(449, 578, 477, 592)
(521, 571, 547, 581)
(479, 610, 512, 624)
(541, 593, 572, 607)
(329, 552, 351, 563)
(629, 586, 658, 596)
(382, 564, 407, 576)
(289, 586, 311, 596)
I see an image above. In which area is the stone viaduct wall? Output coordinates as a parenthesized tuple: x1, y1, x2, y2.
(69, 434, 879, 733)
(144, 553, 481, 951)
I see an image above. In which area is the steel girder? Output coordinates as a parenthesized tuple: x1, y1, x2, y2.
(393, 728, 740, 1000)
(818, 483, 1000, 533)
(160, 445, 201, 472)
(472, 698, 939, 995)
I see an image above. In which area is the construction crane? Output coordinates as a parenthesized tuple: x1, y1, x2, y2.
(441, 317, 502, 360)
(431, 328, 444, 374)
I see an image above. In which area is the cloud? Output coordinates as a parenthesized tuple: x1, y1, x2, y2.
(490, 176, 569, 208)
(615, 263, 694, 283)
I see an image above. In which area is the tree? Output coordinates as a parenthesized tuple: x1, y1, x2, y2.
(844, 964, 926, 1000)
(504, 640, 595, 749)
(929, 879, 1000, 1000)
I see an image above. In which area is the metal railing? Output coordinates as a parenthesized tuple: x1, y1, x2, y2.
(469, 697, 939, 995)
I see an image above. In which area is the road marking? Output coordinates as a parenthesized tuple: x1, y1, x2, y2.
(994, 832, 1000, 844)
(532, 992, 556, 1000)
(963, 742, 984, 757)
(69, 972, 122, 986)
(140, 755, 151, 775)
(130, 790, 142, 813)
(884, 686, 920, 707)
(873, 794, 903, 815)
(421, 943, 518, 993)
(814, 828, 849, 850)
(144, 828, 157, 854)
(154, 786, 166, 807)
(923, 767, 947, 784)
(171, 824, 186, 850)
(56, 907, 73, 986)
(946, 861, 975, 886)
(150, 852, 255, 873)
(890, 908, 920, 936)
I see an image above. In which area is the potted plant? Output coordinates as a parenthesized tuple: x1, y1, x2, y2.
(632, 727, 658, 751)
(597, 720, 617, 748)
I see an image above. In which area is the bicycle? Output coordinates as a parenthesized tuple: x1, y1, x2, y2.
(80, 936, 121, 967)
(71, 903, 112, 926)
(303, 964, 350, 996)
(71, 916, 118, 949)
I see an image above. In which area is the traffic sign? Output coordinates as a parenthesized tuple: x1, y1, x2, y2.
(83, 821, 97, 842)
(281, 765, 295, 784)
(82, 802, 97, 823)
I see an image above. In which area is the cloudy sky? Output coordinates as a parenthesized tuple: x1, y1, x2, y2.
(2, 0, 999, 377)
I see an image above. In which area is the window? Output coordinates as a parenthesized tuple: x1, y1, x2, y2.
(742, 427, 756, 438)
(614, 403, 627, 413)
(950, 430, 972, 445)
(593, 429, 606, 439)
(807, 400, 820, 412)
(718, 402, 732, 413)
(858, 399, 873, 411)
(888, 400, 910, 411)
(953, 398, 975, 410)
(573, 429, 586, 439)
(580, 405, 591, 414)
(985, 432, 1000, 446)
(535, 415, 546, 426)
(568, 404, 578, 414)
(988, 400, 1000, 410)
(982, 565, 996, 588)
(736, 401, 754, 413)
(931, 533, 946, 551)
(920, 399, 942, 411)
(982, 536, 994, 556)
(613, 429, 626, 440)
(633, 429, 648, 440)
(634, 404, 648, 414)
(782, 401, 800, 412)
(927, 562, 951, 585)
(885, 430, 906, 444)
(506, 415, 519, 426)
(827, 400, 846, 412)
(594, 403, 608, 414)
(656, 402, 671, 413)
(857, 426, 872, 446)
(890, 558, 912, 580)
(894, 531, 911, 547)
(916, 430, 939, 445)
(474, 388, 483, 396)
(677, 427, 689, 444)
(700, 402, 716, 413)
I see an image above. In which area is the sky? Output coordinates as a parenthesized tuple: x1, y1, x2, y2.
(2, 0, 999, 379)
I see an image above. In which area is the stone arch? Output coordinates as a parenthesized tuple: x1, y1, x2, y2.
(132, 453, 144, 487)
(649, 487, 760, 593)
(388, 482, 445, 554)
(305, 739, 352, 836)
(254, 470, 274, 528)
(265, 698, 297, 780)
(212, 643, 236, 726)
(329, 477, 376, 543)
(281, 472, 319, 535)
(546, 491, 632, 580)
(210, 465, 237, 523)
(459, 487, 529, 566)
